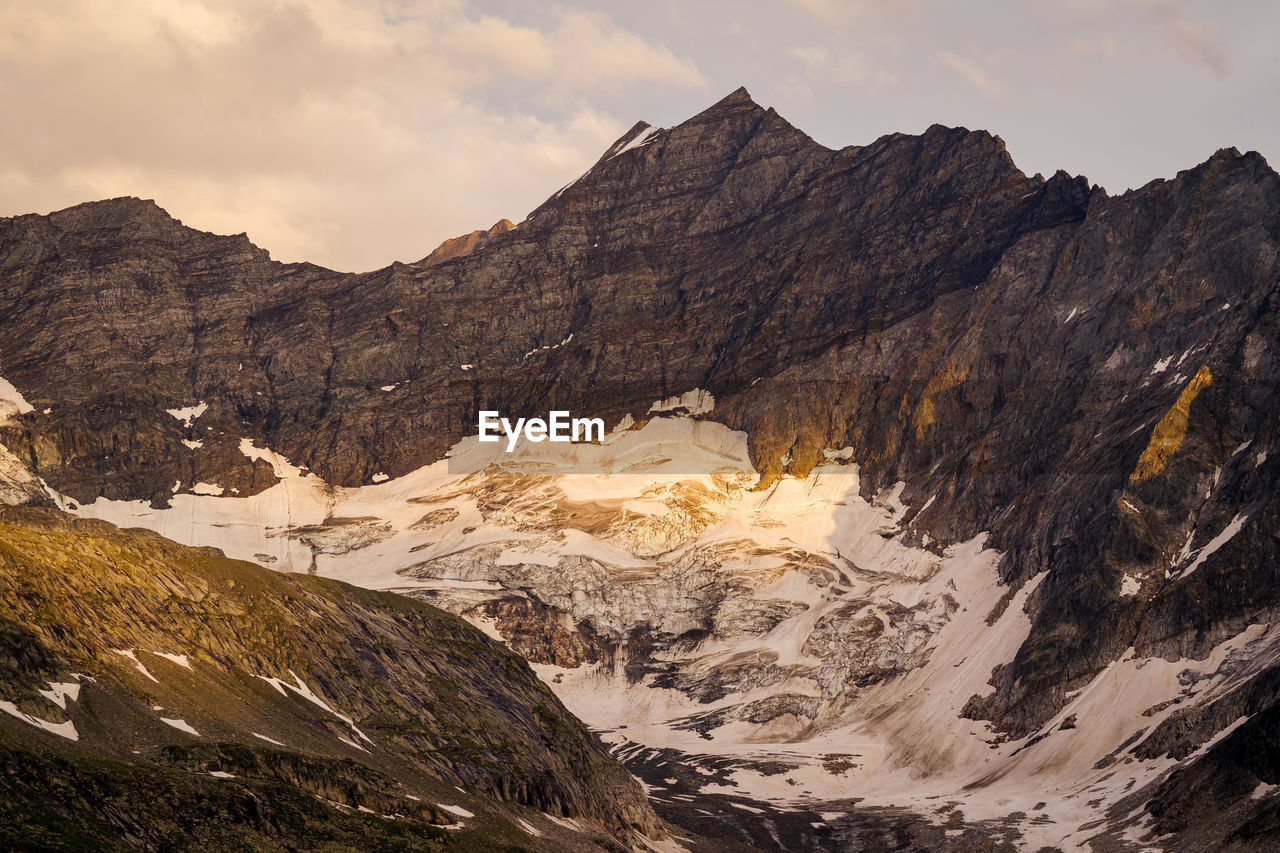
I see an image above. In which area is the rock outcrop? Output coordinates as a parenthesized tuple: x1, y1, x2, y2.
(415, 218, 514, 267)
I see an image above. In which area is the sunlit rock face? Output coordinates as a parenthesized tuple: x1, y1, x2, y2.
(3, 86, 1280, 847)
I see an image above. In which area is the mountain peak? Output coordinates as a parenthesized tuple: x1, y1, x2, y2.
(694, 85, 765, 121)
(718, 85, 756, 106)
(415, 218, 514, 267)
(50, 195, 168, 222)
(42, 196, 189, 238)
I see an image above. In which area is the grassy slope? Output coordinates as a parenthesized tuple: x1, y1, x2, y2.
(0, 507, 656, 851)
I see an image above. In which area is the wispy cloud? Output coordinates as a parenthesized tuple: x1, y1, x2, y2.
(780, 44, 898, 101)
(784, 0, 918, 45)
(787, 45, 882, 86)
(1132, 0, 1227, 73)
(937, 50, 1003, 94)
(1051, 0, 1227, 73)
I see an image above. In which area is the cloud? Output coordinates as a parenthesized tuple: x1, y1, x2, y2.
(778, 2, 907, 96)
(0, 0, 705, 271)
(786, 45, 898, 90)
(1050, 0, 1227, 73)
(443, 9, 705, 93)
(788, 46, 867, 84)
(1132, 0, 1226, 73)
(1070, 37, 1118, 61)
(937, 51, 1003, 94)
(546, 9, 706, 91)
(783, 0, 918, 45)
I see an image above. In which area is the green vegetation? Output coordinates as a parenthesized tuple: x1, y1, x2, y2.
(0, 507, 655, 850)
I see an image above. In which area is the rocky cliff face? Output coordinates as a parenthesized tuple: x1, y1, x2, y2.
(2, 87, 1280, 848)
(0, 87, 1092, 503)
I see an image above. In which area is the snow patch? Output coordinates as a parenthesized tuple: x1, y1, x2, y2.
(0, 375, 34, 426)
(112, 649, 159, 682)
(437, 803, 475, 818)
(522, 332, 575, 359)
(166, 402, 208, 427)
(337, 735, 369, 751)
(239, 438, 306, 479)
(638, 835, 693, 853)
(0, 701, 77, 740)
(191, 482, 224, 496)
(160, 717, 201, 736)
(1252, 782, 1279, 799)
(182, 439, 204, 450)
(543, 814, 582, 831)
(255, 670, 372, 745)
(611, 125, 661, 157)
(38, 681, 81, 709)
(1180, 513, 1250, 579)
(151, 652, 191, 669)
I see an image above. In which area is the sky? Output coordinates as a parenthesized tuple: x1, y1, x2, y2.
(2, 0, 1276, 272)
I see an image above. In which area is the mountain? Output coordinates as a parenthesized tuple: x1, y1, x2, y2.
(2, 87, 1280, 849)
(416, 219, 515, 267)
(0, 506, 663, 851)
